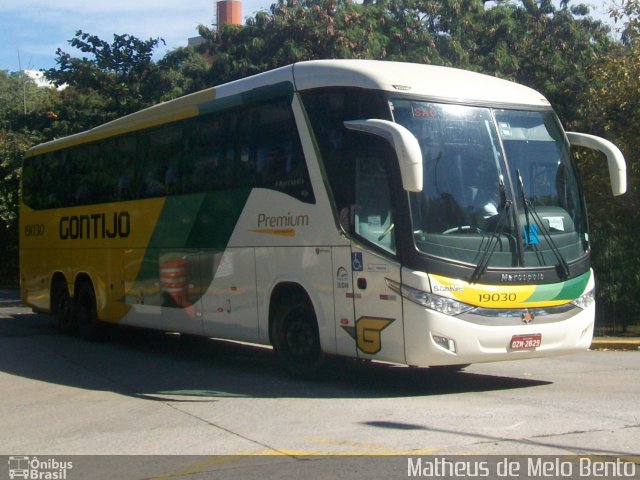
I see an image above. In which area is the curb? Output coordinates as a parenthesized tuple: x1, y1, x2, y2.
(590, 338, 640, 351)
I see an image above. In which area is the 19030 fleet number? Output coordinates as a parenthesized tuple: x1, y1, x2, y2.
(478, 293, 517, 303)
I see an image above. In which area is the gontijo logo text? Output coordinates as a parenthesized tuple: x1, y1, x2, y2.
(59, 211, 130, 240)
(8, 456, 73, 479)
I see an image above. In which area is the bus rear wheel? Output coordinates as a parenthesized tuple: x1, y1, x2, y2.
(272, 299, 326, 379)
(52, 279, 74, 333)
(75, 281, 101, 341)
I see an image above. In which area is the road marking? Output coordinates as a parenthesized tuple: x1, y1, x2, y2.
(150, 456, 244, 479)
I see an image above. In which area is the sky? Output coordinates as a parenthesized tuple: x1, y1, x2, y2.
(1, 0, 618, 73)
(0, 0, 272, 72)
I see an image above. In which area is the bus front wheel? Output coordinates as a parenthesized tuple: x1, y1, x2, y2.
(272, 299, 326, 379)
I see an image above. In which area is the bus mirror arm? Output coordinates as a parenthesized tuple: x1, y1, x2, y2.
(566, 132, 627, 196)
(344, 119, 423, 192)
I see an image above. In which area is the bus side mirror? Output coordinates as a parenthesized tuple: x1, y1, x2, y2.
(344, 119, 423, 192)
(566, 132, 627, 196)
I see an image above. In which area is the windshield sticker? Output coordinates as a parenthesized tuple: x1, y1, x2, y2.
(367, 215, 381, 226)
(545, 217, 565, 232)
(523, 224, 540, 246)
(336, 267, 349, 289)
(499, 122, 512, 137)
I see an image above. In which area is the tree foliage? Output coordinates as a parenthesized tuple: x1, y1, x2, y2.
(0, 32, 211, 284)
(195, 0, 637, 328)
(0, 3, 638, 328)
(200, 0, 413, 76)
(0, 129, 31, 285)
(0, 71, 61, 139)
(156, 47, 212, 101)
(44, 31, 211, 134)
(573, 0, 640, 330)
(45, 31, 166, 119)
(472, 0, 612, 123)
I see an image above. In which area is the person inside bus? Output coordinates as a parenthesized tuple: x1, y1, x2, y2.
(467, 158, 502, 229)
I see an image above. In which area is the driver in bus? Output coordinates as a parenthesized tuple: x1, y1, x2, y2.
(467, 159, 501, 227)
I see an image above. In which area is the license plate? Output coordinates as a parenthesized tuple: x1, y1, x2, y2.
(510, 334, 542, 351)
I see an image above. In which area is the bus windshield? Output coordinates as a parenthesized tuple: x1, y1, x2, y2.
(390, 99, 588, 270)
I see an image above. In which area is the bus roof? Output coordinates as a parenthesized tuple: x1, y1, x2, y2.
(291, 60, 550, 108)
(26, 60, 550, 157)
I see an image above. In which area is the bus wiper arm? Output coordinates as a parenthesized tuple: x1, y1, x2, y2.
(527, 202, 571, 278)
(516, 169, 533, 248)
(516, 169, 571, 279)
(469, 200, 512, 284)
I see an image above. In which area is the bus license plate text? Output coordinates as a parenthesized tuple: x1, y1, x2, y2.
(510, 334, 542, 351)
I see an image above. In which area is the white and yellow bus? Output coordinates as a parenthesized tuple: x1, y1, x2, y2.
(20, 60, 626, 376)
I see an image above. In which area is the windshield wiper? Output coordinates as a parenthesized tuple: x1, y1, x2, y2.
(469, 199, 512, 284)
(516, 169, 571, 279)
(516, 170, 534, 248)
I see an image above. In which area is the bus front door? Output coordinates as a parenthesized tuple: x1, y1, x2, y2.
(350, 247, 405, 364)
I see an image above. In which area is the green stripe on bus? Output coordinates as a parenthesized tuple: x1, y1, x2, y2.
(526, 270, 591, 303)
(132, 188, 252, 295)
(143, 188, 252, 250)
(553, 270, 591, 301)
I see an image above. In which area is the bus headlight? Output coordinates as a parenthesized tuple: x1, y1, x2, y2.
(386, 279, 474, 316)
(571, 288, 595, 310)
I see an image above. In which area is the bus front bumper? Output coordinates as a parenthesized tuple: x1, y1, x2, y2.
(403, 300, 595, 367)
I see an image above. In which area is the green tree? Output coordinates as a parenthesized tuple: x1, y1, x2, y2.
(45, 30, 166, 120)
(3, 6, 631, 326)
(0, 131, 28, 231)
(0, 72, 60, 285)
(196, 0, 633, 331)
(0, 130, 32, 285)
(156, 46, 213, 101)
(44, 32, 212, 134)
(574, 0, 640, 330)
(0, 71, 36, 128)
(472, 0, 613, 123)
(0, 37, 211, 285)
(197, 0, 442, 83)
(0, 70, 61, 139)
(198, 0, 612, 126)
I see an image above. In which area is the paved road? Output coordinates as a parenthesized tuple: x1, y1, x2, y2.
(1, 291, 638, 479)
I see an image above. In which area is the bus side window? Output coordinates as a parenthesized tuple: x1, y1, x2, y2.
(249, 101, 314, 203)
(187, 113, 234, 193)
(142, 124, 185, 198)
(114, 136, 137, 201)
(235, 112, 256, 188)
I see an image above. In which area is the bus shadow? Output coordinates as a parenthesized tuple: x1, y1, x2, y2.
(0, 311, 551, 401)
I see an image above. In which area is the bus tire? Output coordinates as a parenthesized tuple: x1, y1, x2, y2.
(75, 280, 101, 341)
(52, 277, 74, 333)
(272, 298, 326, 379)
